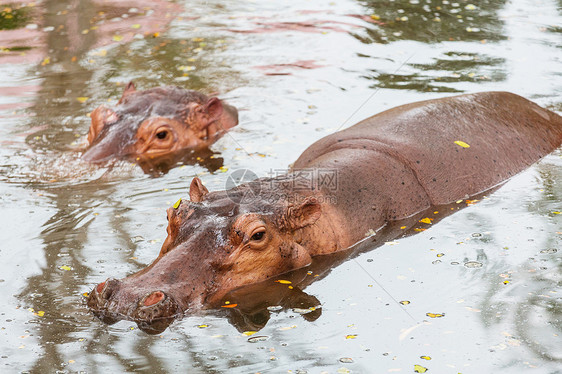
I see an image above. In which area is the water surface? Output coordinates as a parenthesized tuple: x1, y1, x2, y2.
(0, 0, 560, 372)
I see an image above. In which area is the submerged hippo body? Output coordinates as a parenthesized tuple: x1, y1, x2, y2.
(88, 92, 562, 330)
(82, 82, 238, 163)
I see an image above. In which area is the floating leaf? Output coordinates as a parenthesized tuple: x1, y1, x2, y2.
(420, 355, 431, 360)
(91, 49, 107, 57)
(59, 265, 72, 271)
(177, 65, 196, 72)
(400, 226, 407, 229)
(454, 140, 470, 148)
(197, 324, 208, 328)
(76, 97, 89, 103)
(426, 312, 445, 318)
(419, 217, 433, 224)
(275, 280, 291, 284)
(464, 261, 483, 268)
(345, 334, 358, 339)
(278, 325, 297, 331)
(399, 300, 410, 305)
(41, 57, 50, 66)
(113, 35, 123, 41)
(36, 311, 45, 317)
(221, 303, 237, 308)
(242, 331, 257, 336)
(414, 364, 428, 373)
(131, 24, 141, 29)
(173, 198, 182, 209)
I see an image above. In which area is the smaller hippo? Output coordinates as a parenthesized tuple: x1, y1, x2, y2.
(82, 82, 238, 163)
(87, 92, 562, 332)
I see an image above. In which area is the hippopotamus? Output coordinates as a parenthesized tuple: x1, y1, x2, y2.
(82, 82, 239, 163)
(87, 92, 562, 331)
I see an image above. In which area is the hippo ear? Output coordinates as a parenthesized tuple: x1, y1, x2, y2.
(88, 106, 119, 144)
(186, 97, 224, 131)
(286, 196, 321, 230)
(118, 81, 136, 104)
(189, 177, 209, 203)
(204, 97, 224, 125)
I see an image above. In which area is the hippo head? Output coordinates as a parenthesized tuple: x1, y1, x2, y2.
(87, 176, 329, 329)
(82, 82, 238, 163)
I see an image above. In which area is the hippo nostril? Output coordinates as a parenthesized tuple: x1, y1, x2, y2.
(95, 278, 119, 301)
(144, 291, 165, 306)
(96, 281, 106, 294)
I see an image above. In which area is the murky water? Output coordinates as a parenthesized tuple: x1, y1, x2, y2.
(0, 0, 560, 372)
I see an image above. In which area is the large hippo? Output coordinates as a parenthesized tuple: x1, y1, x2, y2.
(87, 92, 562, 331)
(82, 82, 239, 163)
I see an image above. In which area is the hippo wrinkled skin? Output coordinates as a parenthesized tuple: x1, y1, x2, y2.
(82, 82, 238, 163)
(88, 92, 562, 331)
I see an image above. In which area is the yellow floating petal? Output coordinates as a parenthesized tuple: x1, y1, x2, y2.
(454, 140, 470, 148)
(426, 312, 445, 318)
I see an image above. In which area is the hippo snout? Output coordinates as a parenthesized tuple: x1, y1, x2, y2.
(87, 279, 180, 323)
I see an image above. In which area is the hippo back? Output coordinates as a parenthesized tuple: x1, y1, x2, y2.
(294, 92, 562, 205)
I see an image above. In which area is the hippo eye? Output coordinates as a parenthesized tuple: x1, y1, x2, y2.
(156, 130, 168, 140)
(250, 230, 265, 241)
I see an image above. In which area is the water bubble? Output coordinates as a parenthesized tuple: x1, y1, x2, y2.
(131, 236, 144, 243)
(292, 308, 315, 315)
(339, 357, 354, 363)
(247, 335, 269, 343)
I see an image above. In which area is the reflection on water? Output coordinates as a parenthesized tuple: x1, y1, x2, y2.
(0, 4, 30, 30)
(368, 51, 507, 92)
(0, 0, 560, 372)
(358, 0, 507, 43)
